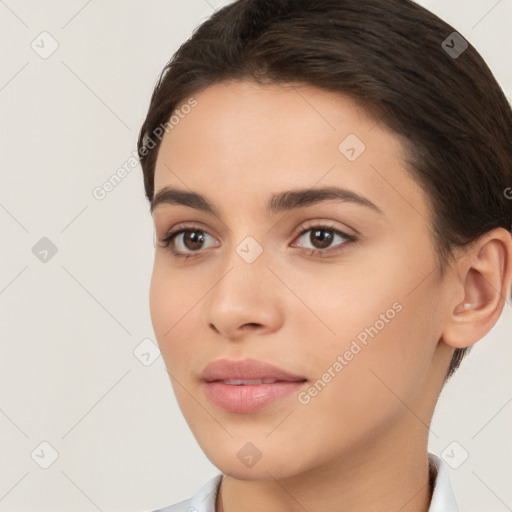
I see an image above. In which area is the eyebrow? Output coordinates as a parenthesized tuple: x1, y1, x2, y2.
(151, 185, 382, 216)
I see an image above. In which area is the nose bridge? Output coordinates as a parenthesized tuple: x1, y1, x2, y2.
(217, 219, 268, 280)
(214, 233, 269, 306)
(204, 232, 282, 337)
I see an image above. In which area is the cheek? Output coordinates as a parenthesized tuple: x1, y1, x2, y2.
(149, 257, 216, 379)
(289, 249, 439, 410)
(149, 261, 191, 362)
(149, 262, 171, 342)
(286, 295, 438, 462)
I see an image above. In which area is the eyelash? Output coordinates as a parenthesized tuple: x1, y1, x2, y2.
(158, 223, 213, 261)
(158, 222, 356, 260)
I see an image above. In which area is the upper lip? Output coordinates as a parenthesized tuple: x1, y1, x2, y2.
(200, 358, 307, 382)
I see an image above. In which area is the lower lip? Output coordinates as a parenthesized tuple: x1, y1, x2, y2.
(203, 380, 307, 413)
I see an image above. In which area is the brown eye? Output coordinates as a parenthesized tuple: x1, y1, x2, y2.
(182, 230, 207, 251)
(160, 227, 219, 258)
(293, 225, 354, 254)
(310, 228, 334, 249)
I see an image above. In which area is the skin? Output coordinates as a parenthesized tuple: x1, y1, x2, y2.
(149, 80, 512, 512)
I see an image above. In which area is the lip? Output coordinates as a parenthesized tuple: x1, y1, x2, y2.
(200, 358, 308, 413)
(200, 358, 307, 382)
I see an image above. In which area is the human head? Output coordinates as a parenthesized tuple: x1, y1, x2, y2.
(138, 1, 512, 488)
(138, 0, 512, 380)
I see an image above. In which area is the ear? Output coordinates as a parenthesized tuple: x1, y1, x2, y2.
(442, 228, 512, 349)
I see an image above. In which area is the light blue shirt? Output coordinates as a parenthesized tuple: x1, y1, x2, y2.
(151, 453, 458, 512)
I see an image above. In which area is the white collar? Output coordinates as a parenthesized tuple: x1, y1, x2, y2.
(427, 453, 459, 512)
(154, 452, 458, 512)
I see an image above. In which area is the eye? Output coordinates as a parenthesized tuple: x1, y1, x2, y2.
(291, 223, 355, 255)
(158, 224, 219, 258)
(158, 222, 355, 260)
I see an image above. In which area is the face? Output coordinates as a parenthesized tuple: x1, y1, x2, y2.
(149, 80, 454, 480)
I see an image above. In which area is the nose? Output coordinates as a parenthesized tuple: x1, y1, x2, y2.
(204, 247, 284, 341)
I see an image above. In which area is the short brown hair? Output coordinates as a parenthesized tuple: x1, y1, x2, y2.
(137, 0, 512, 379)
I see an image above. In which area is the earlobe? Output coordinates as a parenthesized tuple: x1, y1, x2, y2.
(442, 228, 512, 349)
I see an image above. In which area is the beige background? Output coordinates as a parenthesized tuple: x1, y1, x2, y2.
(0, 1, 511, 511)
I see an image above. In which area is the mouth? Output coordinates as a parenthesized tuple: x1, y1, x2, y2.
(211, 378, 307, 385)
(200, 358, 307, 382)
(200, 358, 308, 413)
(202, 380, 308, 413)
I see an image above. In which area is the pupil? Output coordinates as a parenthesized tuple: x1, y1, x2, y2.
(184, 230, 205, 250)
(311, 229, 332, 249)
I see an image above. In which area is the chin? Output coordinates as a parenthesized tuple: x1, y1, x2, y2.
(198, 437, 314, 481)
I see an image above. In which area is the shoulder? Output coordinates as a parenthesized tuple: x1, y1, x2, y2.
(148, 474, 223, 512)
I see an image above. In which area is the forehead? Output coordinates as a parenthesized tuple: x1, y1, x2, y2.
(155, 80, 377, 180)
(153, 80, 428, 222)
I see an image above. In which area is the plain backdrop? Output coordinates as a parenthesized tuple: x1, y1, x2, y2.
(0, 1, 511, 511)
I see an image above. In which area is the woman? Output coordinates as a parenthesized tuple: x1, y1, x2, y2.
(138, 0, 512, 510)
